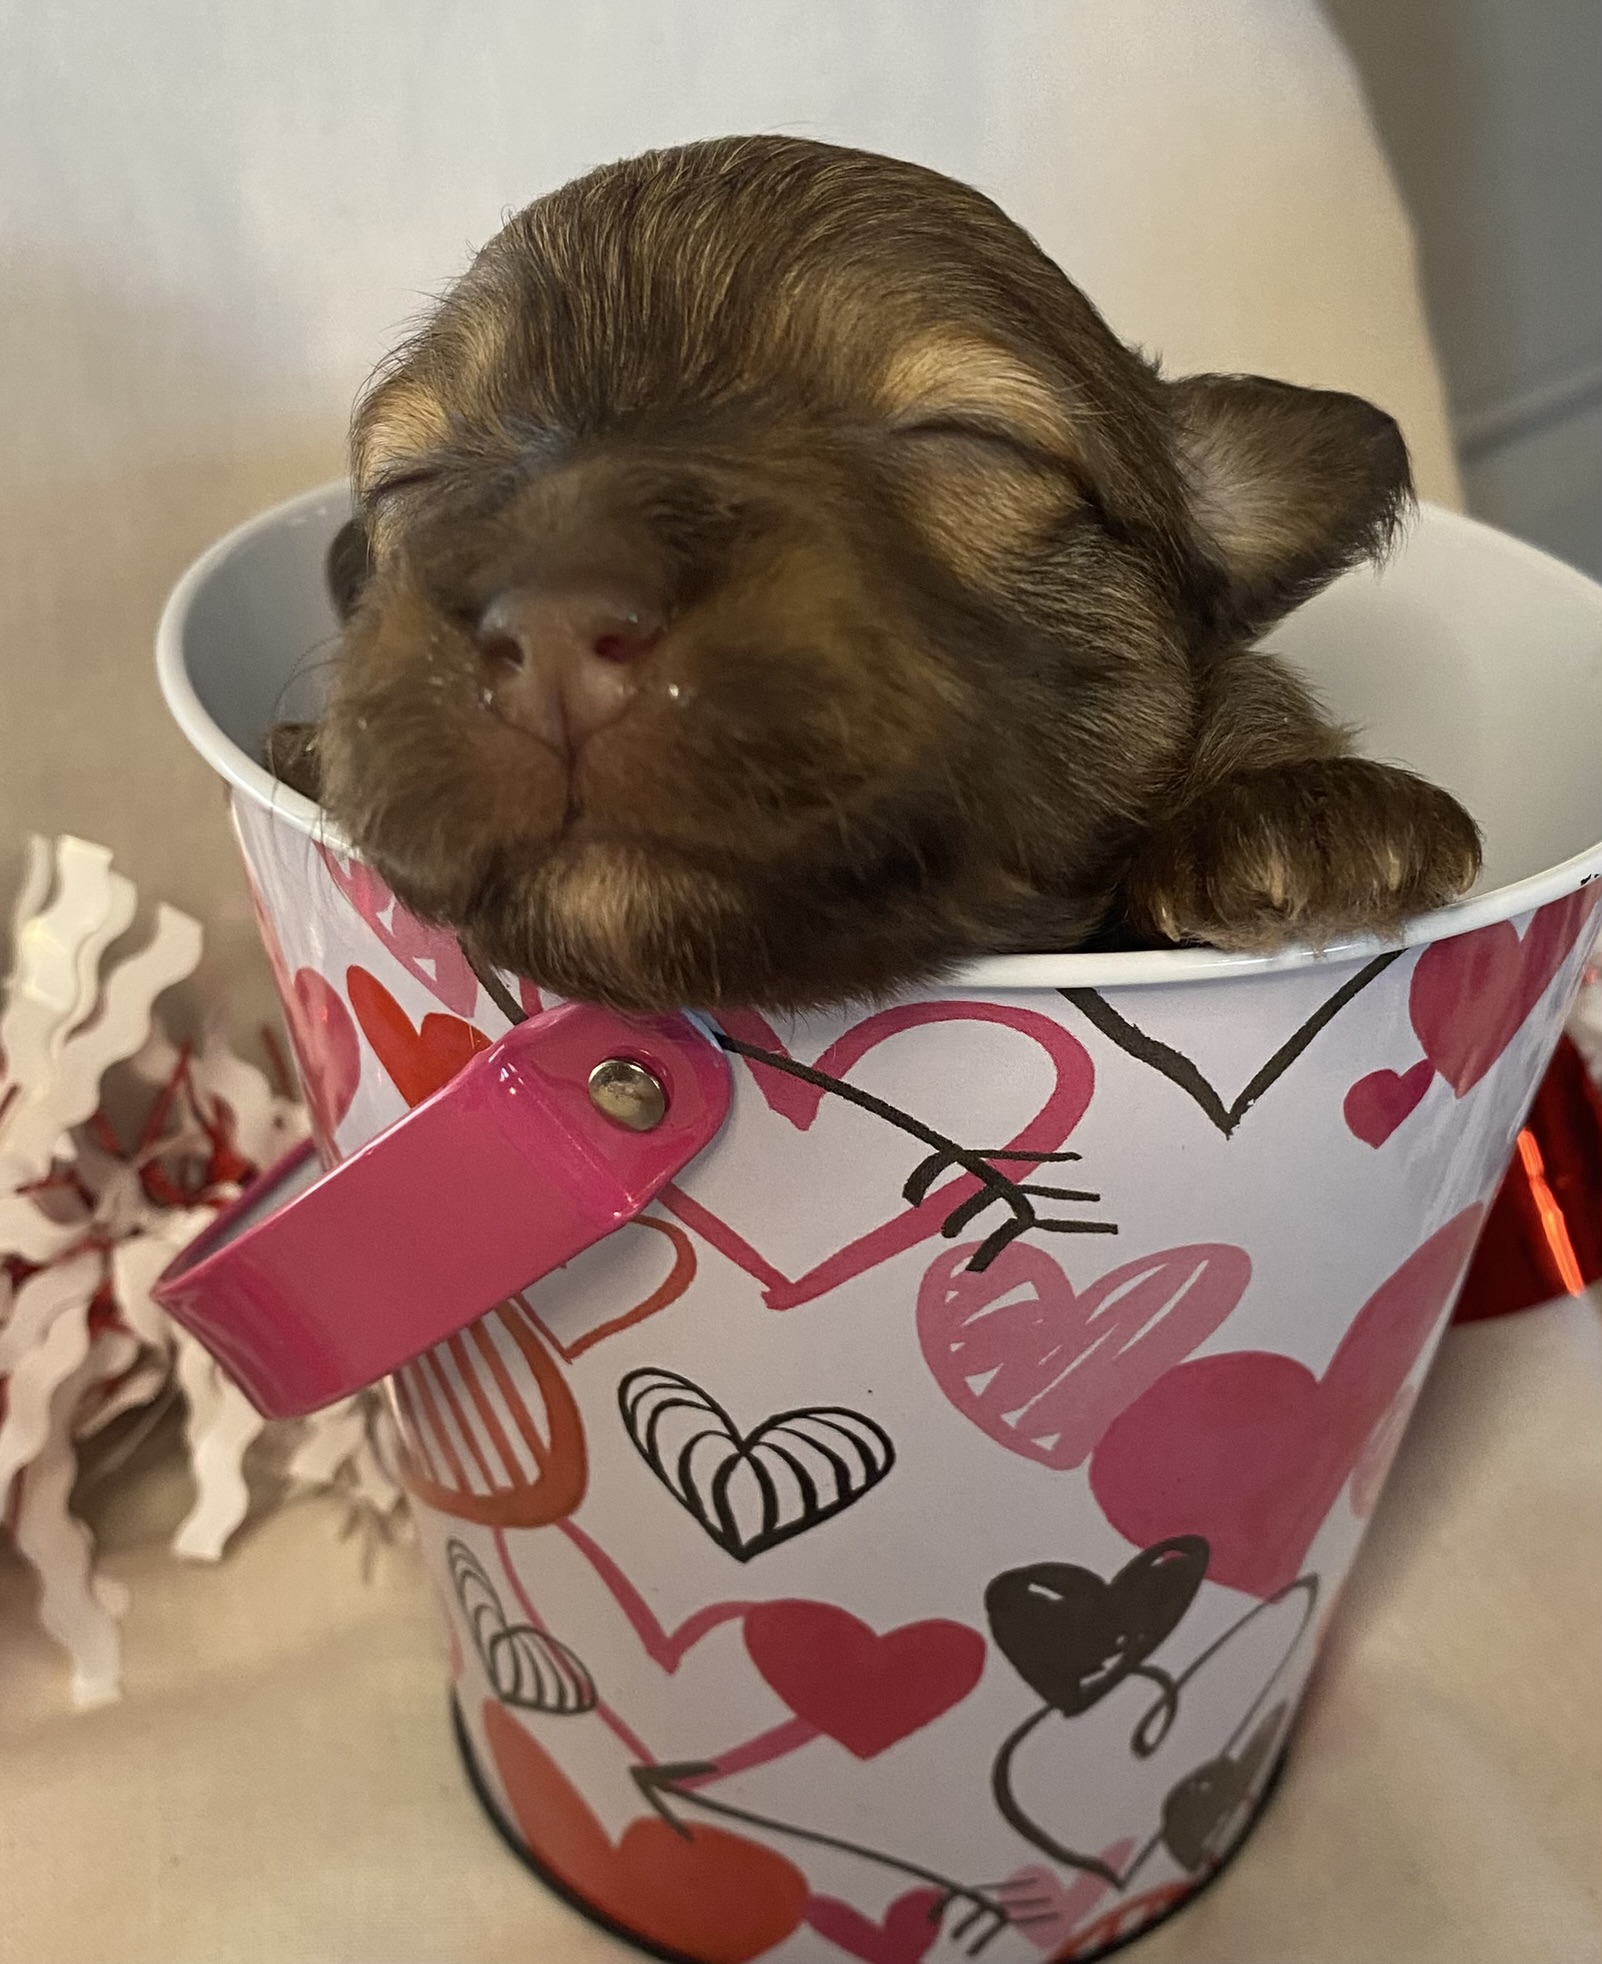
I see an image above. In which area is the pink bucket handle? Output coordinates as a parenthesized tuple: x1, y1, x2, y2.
(153, 1004, 730, 1418)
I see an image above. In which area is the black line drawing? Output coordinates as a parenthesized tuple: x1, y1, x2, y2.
(986, 1538, 1319, 1887)
(459, 941, 527, 1028)
(618, 1366, 895, 1561)
(716, 1031, 1116, 1272)
(447, 1538, 597, 1714)
(1062, 950, 1402, 1137)
(453, 974, 1118, 1274)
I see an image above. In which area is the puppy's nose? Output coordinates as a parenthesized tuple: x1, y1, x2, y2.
(475, 586, 663, 751)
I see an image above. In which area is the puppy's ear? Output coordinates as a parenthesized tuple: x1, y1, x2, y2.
(1172, 375, 1412, 640)
(326, 516, 374, 624)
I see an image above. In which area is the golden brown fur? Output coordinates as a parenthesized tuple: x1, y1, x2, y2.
(275, 136, 1480, 1012)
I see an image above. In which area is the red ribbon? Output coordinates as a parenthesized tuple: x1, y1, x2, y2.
(1453, 1035, 1602, 1322)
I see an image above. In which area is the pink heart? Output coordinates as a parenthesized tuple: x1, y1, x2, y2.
(917, 1239, 1250, 1469)
(995, 1861, 1131, 1955)
(1343, 1060, 1434, 1146)
(803, 1889, 946, 1964)
(1089, 1206, 1484, 1597)
(244, 874, 360, 1160)
(743, 1600, 986, 1759)
(319, 846, 484, 1017)
(1410, 888, 1598, 1098)
(663, 1002, 1095, 1311)
(286, 968, 360, 1160)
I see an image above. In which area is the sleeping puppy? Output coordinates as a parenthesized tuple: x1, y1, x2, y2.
(270, 136, 1480, 1013)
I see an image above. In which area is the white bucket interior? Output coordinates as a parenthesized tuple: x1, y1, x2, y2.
(158, 484, 1602, 988)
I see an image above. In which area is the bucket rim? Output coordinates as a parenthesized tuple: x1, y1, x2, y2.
(157, 480, 1602, 992)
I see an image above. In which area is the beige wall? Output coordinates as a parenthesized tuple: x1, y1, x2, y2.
(1329, 0, 1602, 578)
(0, 1, 1461, 1042)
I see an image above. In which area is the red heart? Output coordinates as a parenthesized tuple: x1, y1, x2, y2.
(917, 1239, 1250, 1469)
(1089, 1206, 1484, 1597)
(524, 1217, 698, 1363)
(1343, 1060, 1435, 1147)
(803, 1888, 947, 1964)
(743, 1600, 986, 1759)
(283, 968, 361, 1160)
(1410, 888, 1598, 1098)
(482, 1702, 807, 1963)
(392, 1298, 587, 1529)
(320, 847, 484, 1016)
(346, 964, 491, 1108)
(664, 1002, 1095, 1311)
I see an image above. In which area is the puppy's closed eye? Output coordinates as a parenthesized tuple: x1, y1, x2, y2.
(879, 334, 1080, 459)
(326, 518, 374, 624)
(889, 430, 1084, 584)
(275, 136, 1477, 1013)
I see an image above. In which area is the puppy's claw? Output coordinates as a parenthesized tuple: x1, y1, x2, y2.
(1125, 757, 1481, 952)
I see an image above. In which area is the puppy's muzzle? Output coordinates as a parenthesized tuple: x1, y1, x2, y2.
(476, 584, 665, 755)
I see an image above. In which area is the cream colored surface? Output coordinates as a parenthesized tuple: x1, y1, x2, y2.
(0, 0, 1460, 1047)
(2, 1298, 1597, 1964)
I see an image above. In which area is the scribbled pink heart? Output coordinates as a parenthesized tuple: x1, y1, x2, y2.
(663, 1003, 1095, 1311)
(1089, 1206, 1484, 1597)
(1410, 888, 1598, 1098)
(1344, 1061, 1434, 1146)
(802, 1889, 946, 1964)
(319, 846, 485, 1017)
(743, 1600, 986, 1759)
(917, 1239, 1250, 1469)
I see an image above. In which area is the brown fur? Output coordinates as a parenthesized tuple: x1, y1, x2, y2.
(280, 136, 1479, 1012)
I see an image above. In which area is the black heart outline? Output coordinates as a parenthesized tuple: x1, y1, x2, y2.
(715, 1032, 1115, 1273)
(446, 1538, 596, 1714)
(1062, 950, 1401, 1138)
(990, 1554, 1318, 1888)
(985, 1538, 1208, 1717)
(618, 1366, 895, 1562)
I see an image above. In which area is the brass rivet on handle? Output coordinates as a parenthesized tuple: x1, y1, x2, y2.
(587, 1057, 667, 1132)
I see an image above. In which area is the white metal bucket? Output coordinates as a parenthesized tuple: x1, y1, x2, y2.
(159, 487, 1602, 1964)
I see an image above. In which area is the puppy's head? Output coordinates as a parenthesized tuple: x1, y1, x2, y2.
(320, 137, 1408, 1011)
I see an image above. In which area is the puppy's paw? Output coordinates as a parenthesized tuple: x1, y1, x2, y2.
(1125, 757, 1481, 953)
